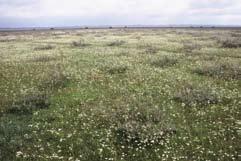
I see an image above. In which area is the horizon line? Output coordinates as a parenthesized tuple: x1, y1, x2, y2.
(1, 24, 241, 31)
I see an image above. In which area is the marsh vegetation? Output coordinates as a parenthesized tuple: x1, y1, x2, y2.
(0, 28, 241, 161)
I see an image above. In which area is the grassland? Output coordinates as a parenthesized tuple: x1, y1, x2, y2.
(0, 28, 241, 161)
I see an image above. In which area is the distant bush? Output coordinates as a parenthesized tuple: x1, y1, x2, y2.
(106, 66, 128, 75)
(31, 55, 57, 63)
(114, 106, 176, 149)
(193, 61, 241, 80)
(182, 41, 202, 52)
(117, 51, 130, 57)
(151, 56, 178, 68)
(107, 40, 125, 46)
(40, 65, 70, 90)
(135, 36, 142, 40)
(230, 31, 241, 37)
(219, 37, 241, 48)
(34, 45, 55, 51)
(0, 119, 30, 161)
(0, 37, 17, 42)
(71, 39, 89, 47)
(0, 33, 9, 36)
(174, 83, 229, 107)
(144, 46, 159, 54)
(7, 90, 50, 115)
(139, 44, 159, 54)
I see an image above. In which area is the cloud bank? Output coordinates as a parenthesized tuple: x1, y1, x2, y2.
(0, 0, 241, 27)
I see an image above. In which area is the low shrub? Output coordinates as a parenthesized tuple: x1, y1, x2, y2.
(34, 45, 55, 51)
(71, 39, 89, 47)
(139, 44, 159, 54)
(113, 106, 176, 149)
(193, 61, 241, 80)
(0, 38, 17, 42)
(7, 90, 50, 115)
(0, 119, 30, 161)
(182, 42, 202, 52)
(151, 56, 178, 68)
(230, 32, 241, 38)
(117, 51, 130, 57)
(31, 55, 57, 63)
(174, 83, 229, 107)
(107, 40, 125, 47)
(219, 38, 241, 48)
(106, 66, 128, 75)
(40, 65, 70, 90)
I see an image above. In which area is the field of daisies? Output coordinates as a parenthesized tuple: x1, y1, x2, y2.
(0, 28, 241, 161)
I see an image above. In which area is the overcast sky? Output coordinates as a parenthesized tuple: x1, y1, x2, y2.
(0, 0, 241, 27)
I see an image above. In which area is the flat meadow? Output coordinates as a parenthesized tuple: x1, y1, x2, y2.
(0, 28, 241, 161)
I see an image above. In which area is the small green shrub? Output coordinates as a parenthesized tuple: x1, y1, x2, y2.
(144, 46, 159, 54)
(0, 119, 30, 161)
(117, 51, 130, 57)
(34, 45, 55, 51)
(71, 39, 89, 47)
(0, 37, 17, 42)
(7, 90, 50, 115)
(193, 61, 241, 80)
(219, 38, 241, 48)
(151, 56, 178, 68)
(106, 66, 128, 75)
(40, 66, 70, 90)
(174, 83, 229, 107)
(114, 107, 176, 150)
(230, 32, 241, 37)
(139, 44, 159, 54)
(31, 55, 57, 63)
(183, 42, 202, 52)
(107, 40, 125, 46)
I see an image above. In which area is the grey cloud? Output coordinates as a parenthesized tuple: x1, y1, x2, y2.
(0, 0, 39, 6)
(0, 0, 241, 27)
(189, 0, 237, 9)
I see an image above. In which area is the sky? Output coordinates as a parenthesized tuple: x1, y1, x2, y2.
(0, 0, 241, 27)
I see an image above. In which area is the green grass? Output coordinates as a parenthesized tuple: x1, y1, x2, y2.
(0, 28, 241, 161)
